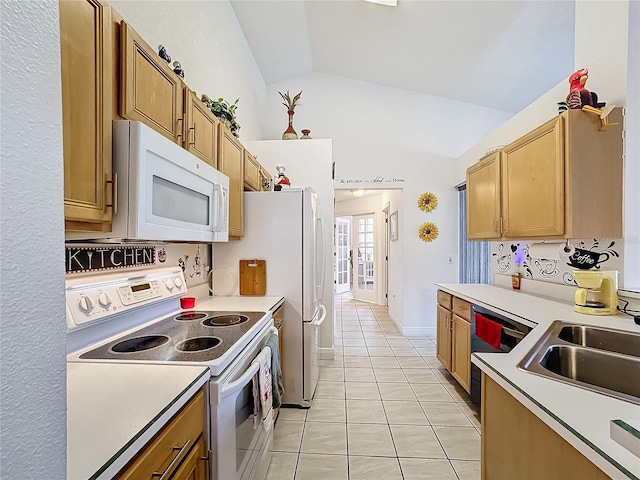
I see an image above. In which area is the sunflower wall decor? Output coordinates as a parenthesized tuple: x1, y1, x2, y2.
(419, 222, 439, 242)
(418, 192, 438, 213)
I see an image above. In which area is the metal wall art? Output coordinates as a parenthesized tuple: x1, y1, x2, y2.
(418, 192, 438, 213)
(419, 222, 438, 242)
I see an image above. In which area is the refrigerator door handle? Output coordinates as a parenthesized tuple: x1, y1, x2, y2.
(311, 304, 326, 327)
(316, 215, 326, 299)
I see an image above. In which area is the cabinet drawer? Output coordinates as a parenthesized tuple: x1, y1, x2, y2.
(452, 297, 471, 322)
(117, 390, 205, 479)
(437, 290, 452, 310)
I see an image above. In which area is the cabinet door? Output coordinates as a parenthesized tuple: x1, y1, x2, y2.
(184, 90, 218, 168)
(436, 306, 452, 371)
(243, 151, 261, 191)
(466, 152, 501, 239)
(120, 21, 183, 144)
(117, 391, 204, 479)
(171, 435, 207, 480)
(60, 0, 114, 229)
(502, 116, 565, 238)
(260, 167, 272, 191)
(482, 375, 610, 480)
(451, 314, 471, 393)
(218, 128, 244, 238)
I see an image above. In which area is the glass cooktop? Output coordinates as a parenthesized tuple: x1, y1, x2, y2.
(80, 311, 266, 363)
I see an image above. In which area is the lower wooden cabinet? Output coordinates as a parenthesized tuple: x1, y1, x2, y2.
(436, 305, 452, 371)
(482, 374, 609, 480)
(171, 435, 207, 480)
(451, 314, 471, 392)
(436, 290, 471, 394)
(117, 390, 206, 479)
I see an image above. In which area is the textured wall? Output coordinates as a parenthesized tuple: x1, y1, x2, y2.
(109, 0, 267, 141)
(0, 1, 67, 478)
(261, 74, 511, 335)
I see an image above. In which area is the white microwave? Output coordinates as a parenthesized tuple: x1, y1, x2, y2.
(67, 121, 229, 243)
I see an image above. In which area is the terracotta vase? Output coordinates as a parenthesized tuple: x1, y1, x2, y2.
(282, 110, 298, 140)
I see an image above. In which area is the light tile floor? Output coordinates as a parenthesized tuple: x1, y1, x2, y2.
(266, 293, 482, 480)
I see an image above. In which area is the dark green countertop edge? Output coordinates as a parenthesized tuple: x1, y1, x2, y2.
(88, 367, 209, 480)
(613, 419, 640, 440)
(474, 355, 639, 480)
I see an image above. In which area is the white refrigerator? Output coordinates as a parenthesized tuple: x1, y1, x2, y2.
(214, 187, 326, 407)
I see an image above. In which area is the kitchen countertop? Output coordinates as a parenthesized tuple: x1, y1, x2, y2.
(67, 362, 209, 480)
(195, 295, 284, 312)
(436, 283, 640, 480)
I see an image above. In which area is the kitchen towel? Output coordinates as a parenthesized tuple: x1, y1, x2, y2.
(475, 313, 502, 349)
(266, 333, 284, 408)
(253, 346, 273, 433)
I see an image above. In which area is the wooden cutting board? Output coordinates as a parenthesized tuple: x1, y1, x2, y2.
(239, 259, 266, 295)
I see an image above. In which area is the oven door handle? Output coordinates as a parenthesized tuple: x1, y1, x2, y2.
(220, 361, 260, 400)
(219, 327, 277, 400)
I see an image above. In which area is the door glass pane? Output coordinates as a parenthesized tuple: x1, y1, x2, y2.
(354, 215, 375, 296)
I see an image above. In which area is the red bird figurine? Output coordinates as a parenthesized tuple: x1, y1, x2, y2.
(566, 68, 605, 109)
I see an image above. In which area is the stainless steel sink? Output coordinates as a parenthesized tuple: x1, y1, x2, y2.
(519, 321, 640, 405)
(557, 325, 640, 358)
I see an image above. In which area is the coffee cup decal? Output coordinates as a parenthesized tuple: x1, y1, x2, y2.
(566, 248, 610, 270)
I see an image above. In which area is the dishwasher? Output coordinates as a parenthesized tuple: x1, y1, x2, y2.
(470, 305, 533, 404)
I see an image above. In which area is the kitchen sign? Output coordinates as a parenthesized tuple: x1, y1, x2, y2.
(66, 246, 155, 273)
(334, 174, 406, 186)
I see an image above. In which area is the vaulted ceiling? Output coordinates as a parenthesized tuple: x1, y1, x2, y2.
(231, 0, 576, 113)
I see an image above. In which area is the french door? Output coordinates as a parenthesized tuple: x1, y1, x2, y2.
(352, 214, 377, 302)
(335, 217, 351, 294)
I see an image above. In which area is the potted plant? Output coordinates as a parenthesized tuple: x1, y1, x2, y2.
(201, 94, 241, 137)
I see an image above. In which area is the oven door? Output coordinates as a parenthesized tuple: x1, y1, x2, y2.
(211, 325, 275, 480)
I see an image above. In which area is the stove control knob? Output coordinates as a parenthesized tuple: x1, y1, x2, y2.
(165, 279, 175, 291)
(174, 277, 183, 289)
(97, 292, 112, 308)
(78, 296, 95, 313)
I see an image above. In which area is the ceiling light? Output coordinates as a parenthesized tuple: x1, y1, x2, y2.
(363, 0, 398, 6)
(351, 189, 365, 198)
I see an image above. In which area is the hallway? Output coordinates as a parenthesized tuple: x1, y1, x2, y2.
(267, 294, 482, 479)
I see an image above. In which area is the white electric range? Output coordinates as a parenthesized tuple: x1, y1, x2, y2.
(66, 266, 276, 480)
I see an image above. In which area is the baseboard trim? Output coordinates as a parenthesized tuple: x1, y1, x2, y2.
(402, 326, 432, 337)
(318, 347, 334, 360)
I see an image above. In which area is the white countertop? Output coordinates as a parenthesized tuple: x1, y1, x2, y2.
(67, 363, 209, 480)
(436, 283, 640, 480)
(196, 295, 284, 312)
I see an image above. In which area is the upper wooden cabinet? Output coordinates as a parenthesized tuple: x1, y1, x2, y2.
(218, 127, 244, 238)
(259, 166, 272, 191)
(466, 109, 623, 240)
(60, 0, 114, 231)
(184, 89, 219, 168)
(119, 21, 184, 144)
(466, 151, 501, 240)
(502, 116, 565, 238)
(243, 150, 261, 191)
